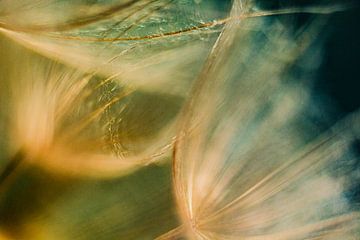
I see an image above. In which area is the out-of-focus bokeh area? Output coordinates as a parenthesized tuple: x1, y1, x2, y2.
(0, 0, 359, 239)
(0, 29, 179, 240)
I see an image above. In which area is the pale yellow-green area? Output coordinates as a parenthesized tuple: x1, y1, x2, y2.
(0, 1, 359, 240)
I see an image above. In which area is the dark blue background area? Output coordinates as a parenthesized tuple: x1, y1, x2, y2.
(211, 0, 359, 114)
(319, 8, 360, 207)
(214, 0, 360, 208)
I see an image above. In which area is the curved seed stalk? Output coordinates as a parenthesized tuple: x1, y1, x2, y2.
(1, 53, 177, 178)
(155, 0, 360, 239)
(0, 0, 357, 239)
(0, 1, 350, 95)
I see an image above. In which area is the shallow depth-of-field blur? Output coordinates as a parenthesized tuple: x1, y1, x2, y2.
(0, 1, 359, 239)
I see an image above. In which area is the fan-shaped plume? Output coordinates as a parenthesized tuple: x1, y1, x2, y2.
(0, 0, 223, 95)
(0, 46, 178, 178)
(0, 0, 358, 239)
(0, 0, 349, 94)
(156, 0, 360, 239)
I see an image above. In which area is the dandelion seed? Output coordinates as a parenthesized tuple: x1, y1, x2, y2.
(0, 50, 178, 179)
(156, 1, 360, 239)
(0, 1, 358, 239)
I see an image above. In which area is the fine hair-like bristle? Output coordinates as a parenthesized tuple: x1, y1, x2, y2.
(0, 0, 358, 239)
